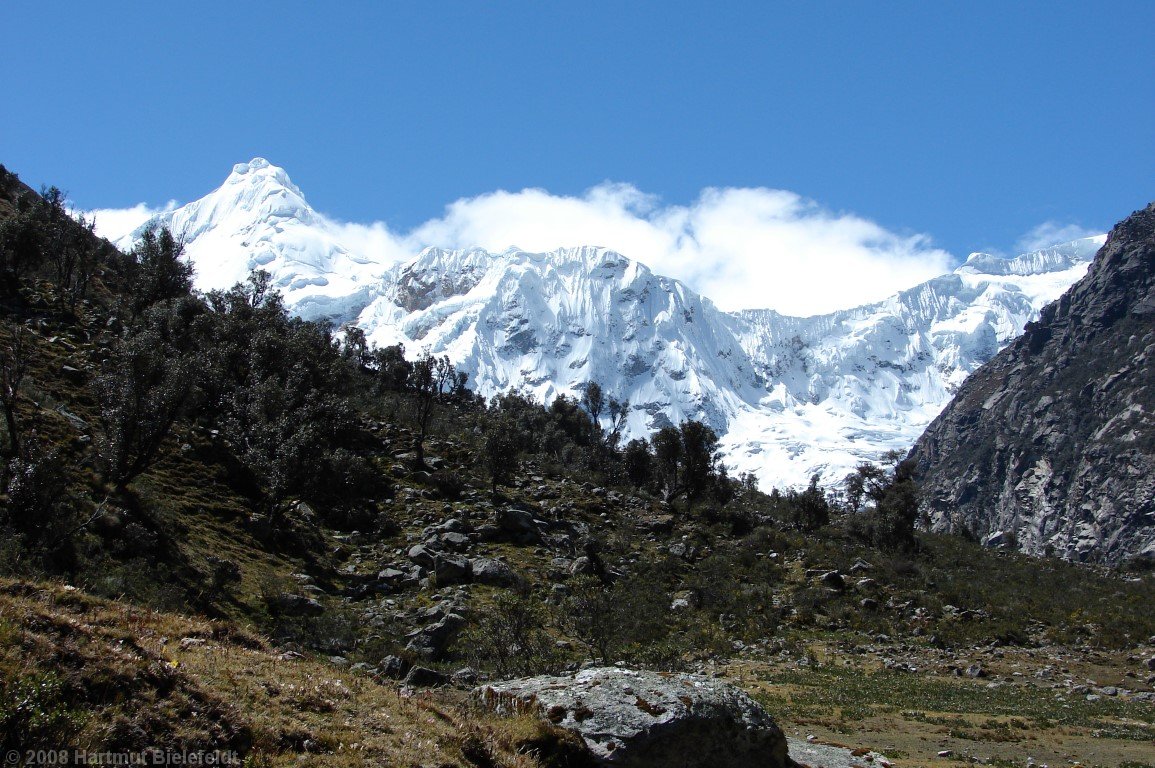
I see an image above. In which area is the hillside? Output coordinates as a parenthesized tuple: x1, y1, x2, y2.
(3, 165, 1154, 767)
(912, 203, 1155, 565)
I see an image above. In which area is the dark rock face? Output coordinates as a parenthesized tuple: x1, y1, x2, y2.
(476, 667, 791, 767)
(911, 203, 1155, 564)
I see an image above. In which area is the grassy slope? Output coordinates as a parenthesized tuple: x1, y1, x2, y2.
(0, 578, 580, 767)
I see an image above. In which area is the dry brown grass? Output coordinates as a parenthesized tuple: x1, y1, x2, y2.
(0, 578, 576, 767)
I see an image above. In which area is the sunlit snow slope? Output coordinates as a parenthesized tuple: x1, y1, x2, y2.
(115, 159, 382, 320)
(119, 159, 1101, 489)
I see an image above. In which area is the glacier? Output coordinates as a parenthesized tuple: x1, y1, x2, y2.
(115, 159, 1102, 490)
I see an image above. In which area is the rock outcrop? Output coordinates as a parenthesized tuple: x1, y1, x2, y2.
(475, 666, 791, 767)
(911, 203, 1155, 563)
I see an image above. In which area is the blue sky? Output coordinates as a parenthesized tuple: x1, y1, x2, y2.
(2, 2, 1151, 311)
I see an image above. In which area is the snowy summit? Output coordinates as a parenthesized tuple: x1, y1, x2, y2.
(117, 160, 1102, 489)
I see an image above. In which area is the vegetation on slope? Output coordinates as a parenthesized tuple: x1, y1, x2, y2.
(1, 165, 1152, 767)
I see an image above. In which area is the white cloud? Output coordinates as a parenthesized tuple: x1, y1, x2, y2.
(323, 218, 416, 266)
(82, 201, 178, 243)
(87, 183, 956, 316)
(1015, 221, 1102, 253)
(398, 183, 955, 315)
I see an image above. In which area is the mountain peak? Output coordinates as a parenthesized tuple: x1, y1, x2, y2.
(225, 157, 302, 196)
(957, 236, 1105, 278)
(117, 159, 1103, 493)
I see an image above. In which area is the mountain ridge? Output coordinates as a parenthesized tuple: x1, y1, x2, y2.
(911, 203, 1155, 564)
(115, 159, 1101, 488)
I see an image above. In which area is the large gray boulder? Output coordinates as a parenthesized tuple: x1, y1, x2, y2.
(476, 666, 791, 767)
(470, 557, 525, 588)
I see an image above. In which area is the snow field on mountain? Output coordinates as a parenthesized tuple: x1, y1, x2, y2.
(116, 159, 1102, 491)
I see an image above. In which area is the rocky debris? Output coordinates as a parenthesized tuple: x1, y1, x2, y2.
(407, 543, 437, 568)
(476, 666, 791, 767)
(786, 737, 891, 768)
(438, 531, 472, 550)
(267, 593, 325, 617)
(670, 590, 698, 611)
(405, 612, 466, 659)
(819, 571, 845, 591)
(431, 553, 471, 586)
(571, 556, 597, 576)
(378, 654, 410, 679)
(913, 203, 1155, 564)
(451, 666, 479, 685)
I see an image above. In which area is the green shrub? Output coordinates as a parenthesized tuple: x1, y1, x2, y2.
(0, 671, 82, 751)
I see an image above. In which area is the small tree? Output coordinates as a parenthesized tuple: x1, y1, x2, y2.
(581, 381, 604, 425)
(0, 326, 30, 484)
(651, 420, 720, 509)
(482, 414, 521, 496)
(124, 226, 194, 316)
(623, 439, 652, 489)
(340, 324, 370, 369)
(370, 343, 412, 392)
(844, 451, 920, 551)
(37, 186, 99, 314)
(605, 395, 629, 448)
(3, 435, 69, 539)
(652, 426, 683, 501)
(559, 575, 621, 663)
(679, 420, 719, 508)
(558, 572, 670, 664)
(458, 592, 558, 677)
(408, 353, 456, 468)
(789, 474, 831, 532)
(93, 308, 199, 491)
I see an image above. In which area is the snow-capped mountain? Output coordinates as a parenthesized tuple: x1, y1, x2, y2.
(117, 159, 1102, 489)
(357, 239, 1099, 487)
(720, 240, 1099, 486)
(115, 158, 382, 320)
(357, 245, 765, 436)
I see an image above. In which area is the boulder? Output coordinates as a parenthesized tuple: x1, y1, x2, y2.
(407, 543, 438, 568)
(379, 654, 410, 679)
(432, 554, 472, 586)
(404, 665, 449, 687)
(964, 663, 986, 679)
(570, 556, 597, 576)
(497, 507, 542, 543)
(405, 612, 466, 659)
(471, 558, 524, 588)
(476, 666, 791, 767)
(439, 531, 472, 550)
(819, 571, 845, 590)
(268, 593, 325, 617)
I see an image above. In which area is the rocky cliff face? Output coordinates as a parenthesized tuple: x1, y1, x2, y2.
(911, 203, 1155, 564)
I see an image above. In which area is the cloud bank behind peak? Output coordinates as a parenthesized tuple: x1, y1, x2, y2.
(88, 179, 1052, 316)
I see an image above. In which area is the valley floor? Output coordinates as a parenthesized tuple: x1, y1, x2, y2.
(732, 641, 1155, 768)
(3, 576, 1152, 768)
